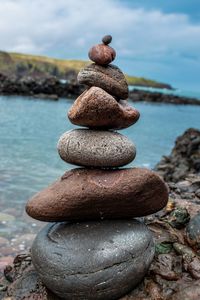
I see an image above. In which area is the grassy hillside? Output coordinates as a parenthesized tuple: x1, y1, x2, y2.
(0, 51, 172, 89)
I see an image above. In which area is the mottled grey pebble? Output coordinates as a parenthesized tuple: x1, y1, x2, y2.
(77, 63, 128, 99)
(57, 129, 136, 168)
(31, 220, 155, 300)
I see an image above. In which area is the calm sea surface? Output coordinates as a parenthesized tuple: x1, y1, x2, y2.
(0, 95, 200, 249)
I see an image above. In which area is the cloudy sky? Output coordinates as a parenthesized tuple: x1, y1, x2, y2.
(0, 0, 200, 91)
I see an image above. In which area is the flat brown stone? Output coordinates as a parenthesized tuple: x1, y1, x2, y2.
(68, 87, 140, 129)
(26, 168, 168, 222)
(77, 63, 129, 99)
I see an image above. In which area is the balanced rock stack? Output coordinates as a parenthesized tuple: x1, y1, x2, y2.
(26, 35, 168, 300)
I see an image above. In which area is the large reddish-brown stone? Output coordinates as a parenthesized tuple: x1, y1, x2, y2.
(26, 168, 168, 222)
(68, 87, 140, 129)
(77, 63, 129, 99)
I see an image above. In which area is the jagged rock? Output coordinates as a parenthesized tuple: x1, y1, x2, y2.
(129, 89, 200, 105)
(155, 128, 200, 182)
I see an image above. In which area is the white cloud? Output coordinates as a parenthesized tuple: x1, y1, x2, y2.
(0, 0, 199, 57)
(0, 0, 200, 89)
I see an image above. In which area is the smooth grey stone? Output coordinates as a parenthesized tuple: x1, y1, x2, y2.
(57, 129, 136, 168)
(31, 220, 155, 300)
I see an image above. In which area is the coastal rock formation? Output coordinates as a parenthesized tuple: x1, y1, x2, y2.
(156, 128, 200, 182)
(24, 35, 168, 299)
(1, 71, 200, 105)
(31, 220, 154, 300)
(57, 129, 136, 168)
(129, 89, 200, 105)
(26, 168, 168, 222)
(77, 63, 129, 99)
(68, 87, 140, 129)
(0, 73, 85, 99)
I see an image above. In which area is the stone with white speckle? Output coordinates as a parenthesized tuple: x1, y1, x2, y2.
(57, 129, 136, 168)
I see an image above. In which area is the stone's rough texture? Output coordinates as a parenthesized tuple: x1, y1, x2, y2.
(186, 213, 200, 249)
(89, 44, 116, 65)
(31, 220, 155, 300)
(57, 129, 136, 168)
(102, 35, 112, 45)
(68, 87, 140, 130)
(78, 63, 129, 99)
(26, 168, 168, 222)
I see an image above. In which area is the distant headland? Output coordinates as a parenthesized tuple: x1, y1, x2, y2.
(0, 50, 172, 89)
(1, 50, 200, 105)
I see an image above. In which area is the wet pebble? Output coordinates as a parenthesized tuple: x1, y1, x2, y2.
(167, 207, 190, 229)
(186, 213, 200, 249)
(31, 220, 155, 300)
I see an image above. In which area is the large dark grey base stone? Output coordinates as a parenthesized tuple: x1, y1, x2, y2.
(31, 220, 154, 300)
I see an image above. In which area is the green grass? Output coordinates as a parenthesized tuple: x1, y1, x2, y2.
(0, 51, 172, 89)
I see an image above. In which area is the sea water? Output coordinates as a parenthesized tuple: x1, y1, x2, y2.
(0, 95, 200, 242)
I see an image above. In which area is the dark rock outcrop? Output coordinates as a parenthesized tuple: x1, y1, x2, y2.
(0, 73, 85, 99)
(1, 73, 200, 105)
(156, 128, 200, 182)
(129, 89, 200, 105)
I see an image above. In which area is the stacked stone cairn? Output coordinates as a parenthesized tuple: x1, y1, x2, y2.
(26, 35, 168, 300)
